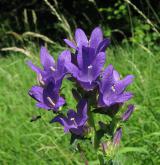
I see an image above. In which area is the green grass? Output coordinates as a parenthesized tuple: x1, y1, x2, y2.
(0, 45, 160, 165)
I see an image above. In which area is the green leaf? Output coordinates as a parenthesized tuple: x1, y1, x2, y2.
(118, 147, 148, 154)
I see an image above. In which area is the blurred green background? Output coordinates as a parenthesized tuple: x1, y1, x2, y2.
(0, 0, 160, 164)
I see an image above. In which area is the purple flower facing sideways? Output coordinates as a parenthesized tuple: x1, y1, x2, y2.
(98, 65, 134, 107)
(122, 104, 134, 121)
(113, 128, 122, 145)
(66, 46, 106, 90)
(27, 46, 71, 86)
(29, 80, 65, 111)
(51, 100, 88, 135)
(64, 27, 110, 54)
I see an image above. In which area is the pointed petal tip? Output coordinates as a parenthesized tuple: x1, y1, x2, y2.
(50, 115, 63, 123)
(75, 28, 87, 37)
(92, 26, 102, 33)
(104, 38, 111, 47)
(40, 46, 48, 54)
(90, 27, 103, 48)
(108, 64, 114, 69)
(104, 38, 111, 44)
(50, 117, 57, 123)
(113, 128, 122, 145)
(40, 45, 55, 70)
(75, 28, 85, 33)
(103, 64, 114, 75)
(127, 74, 134, 80)
(75, 28, 88, 47)
(64, 39, 77, 50)
(96, 38, 110, 53)
(122, 104, 135, 121)
(26, 60, 42, 74)
(59, 49, 71, 60)
(49, 119, 54, 123)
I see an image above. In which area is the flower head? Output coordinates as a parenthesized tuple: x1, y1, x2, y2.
(51, 99, 88, 135)
(27, 46, 71, 86)
(98, 65, 134, 107)
(29, 80, 65, 111)
(64, 27, 110, 54)
(27, 27, 135, 150)
(66, 46, 106, 90)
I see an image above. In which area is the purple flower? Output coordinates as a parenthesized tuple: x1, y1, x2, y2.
(113, 128, 122, 145)
(98, 65, 134, 107)
(29, 80, 65, 111)
(122, 105, 134, 121)
(66, 46, 106, 90)
(64, 27, 110, 54)
(27, 46, 71, 86)
(51, 100, 88, 135)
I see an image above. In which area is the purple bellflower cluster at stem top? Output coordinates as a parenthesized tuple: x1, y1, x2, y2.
(28, 27, 134, 141)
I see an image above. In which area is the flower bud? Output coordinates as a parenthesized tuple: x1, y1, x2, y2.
(113, 128, 122, 145)
(122, 105, 134, 121)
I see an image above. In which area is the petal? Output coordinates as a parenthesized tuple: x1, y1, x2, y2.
(98, 92, 106, 107)
(65, 62, 79, 78)
(102, 64, 114, 79)
(43, 81, 59, 107)
(77, 51, 105, 83)
(54, 97, 65, 110)
(36, 102, 51, 110)
(116, 92, 133, 103)
(113, 70, 120, 82)
(51, 116, 71, 133)
(27, 61, 41, 74)
(122, 104, 134, 121)
(67, 109, 77, 119)
(96, 38, 110, 53)
(75, 28, 88, 48)
(98, 65, 115, 106)
(55, 50, 72, 81)
(100, 65, 114, 93)
(40, 46, 55, 71)
(90, 27, 103, 49)
(58, 50, 71, 63)
(76, 100, 88, 126)
(57, 50, 71, 71)
(115, 75, 134, 94)
(102, 91, 133, 106)
(113, 128, 122, 145)
(29, 86, 43, 102)
(64, 39, 77, 50)
(90, 52, 106, 81)
(77, 47, 101, 83)
(102, 95, 114, 106)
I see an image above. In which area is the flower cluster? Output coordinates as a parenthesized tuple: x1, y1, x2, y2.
(28, 27, 134, 152)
